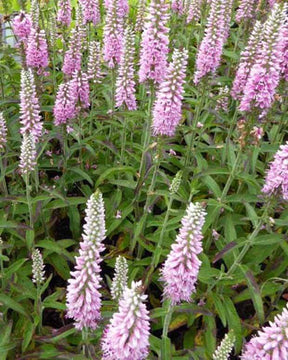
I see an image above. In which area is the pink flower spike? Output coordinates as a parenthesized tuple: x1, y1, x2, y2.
(0, 112, 7, 151)
(57, 0, 72, 26)
(193, 0, 233, 84)
(19, 69, 43, 139)
(53, 82, 77, 126)
(63, 28, 82, 75)
(262, 142, 288, 201)
(66, 190, 106, 330)
(101, 281, 150, 360)
(235, 0, 257, 23)
(161, 202, 206, 305)
(19, 133, 37, 175)
(79, 0, 101, 25)
(87, 41, 104, 83)
(115, 26, 137, 110)
(12, 11, 32, 42)
(187, 0, 203, 23)
(139, 0, 170, 84)
(103, 0, 124, 68)
(26, 28, 49, 70)
(70, 71, 90, 109)
(152, 48, 188, 137)
(241, 304, 288, 359)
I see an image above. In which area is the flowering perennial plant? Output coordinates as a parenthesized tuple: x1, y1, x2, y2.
(32, 248, 45, 285)
(231, 20, 263, 100)
(79, 0, 100, 25)
(19, 133, 37, 175)
(12, 11, 32, 43)
(57, 0, 72, 26)
(101, 281, 150, 360)
(187, 0, 202, 23)
(135, 0, 146, 32)
(152, 48, 188, 137)
(239, 3, 287, 112)
(19, 69, 42, 139)
(241, 305, 288, 360)
(139, 0, 170, 84)
(53, 82, 77, 126)
(66, 190, 106, 330)
(235, 0, 257, 23)
(194, 0, 233, 83)
(262, 142, 288, 201)
(0, 112, 7, 151)
(87, 41, 104, 83)
(70, 71, 90, 109)
(103, 0, 124, 68)
(161, 202, 206, 304)
(115, 26, 137, 110)
(63, 29, 82, 75)
(111, 256, 128, 301)
(26, 28, 49, 70)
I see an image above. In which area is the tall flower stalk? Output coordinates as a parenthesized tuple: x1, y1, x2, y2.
(235, 0, 257, 24)
(101, 281, 150, 360)
(66, 190, 106, 330)
(63, 28, 82, 75)
(151, 48, 188, 137)
(138, 0, 170, 84)
(194, 0, 233, 84)
(26, 27, 49, 71)
(57, 0, 72, 26)
(111, 256, 128, 302)
(87, 41, 103, 83)
(79, 0, 101, 25)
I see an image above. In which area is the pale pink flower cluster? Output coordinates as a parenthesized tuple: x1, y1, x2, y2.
(161, 202, 206, 304)
(32, 248, 45, 285)
(235, 0, 257, 23)
(104, 0, 129, 17)
(115, 26, 137, 110)
(26, 28, 49, 70)
(152, 48, 188, 137)
(187, 0, 202, 23)
(262, 142, 288, 201)
(79, 0, 100, 25)
(241, 304, 288, 359)
(53, 82, 77, 126)
(19, 133, 37, 175)
(87, 41, 104, 83)
(19, 69, 42, 139)
(66, 190, 106, 330)
(135, 0, 146, 32)
(70, 71, 90, 109)
(194, 0, 233, 84)
(12, 11, 32, 42)
(0, 112, 7, 151)
(63, 29, 82, 75)
(216, 85, 229, 111)
(171, 0, 184, 15)
(231, 21, 263, 100)
(57, 0, 72, 26)
(139, 0, 170, 84)
(101, 281, 150, 360)
(103, 0, 124, 68)
(239, 3, 287, 112)
(280, 25, 288, 81)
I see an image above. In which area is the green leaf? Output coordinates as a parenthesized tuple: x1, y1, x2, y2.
(161, 336, 172, 360)
(0, 294, 30, 318)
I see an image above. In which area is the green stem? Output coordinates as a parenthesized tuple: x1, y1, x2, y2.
(36, 284, 42, 333)
(120, 116, 128, 166)
(25, 173, 33, 229)
(162, 301, 174, 338)
(0, 156, 8, 195)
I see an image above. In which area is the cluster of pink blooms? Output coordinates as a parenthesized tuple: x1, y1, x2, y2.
(26, 27, 49, 70)
(101, 281, 150, 360)
(115, 26, 137, 110)
(12, 11, 32, 43)
(79, 0, 100, 25)
(87, 41, 104, 83)
(161, 202, 206, 305)
(103, 0, 124, 68)
(262, 142, 288, 201)
(104, 0, 129, 17)
(63, 29, 82, 75)
(194, 0, 233, 84)
(171, 0, 184, 15)
(53, 82, 77, 126)
(152, 48, 188, 137)
(71, 71, 90, 109)
(139, 0, 170, 84)
(280, 26, 288, 81)
(0, 112, 7, 152)
(19, 133, 37, 175)
(57, 0, 72, 26)
(239, 3, 287, 113)
(231, 21, 263, 100)
(216, 85, 229, 111)
(241, 304, 288, 359)
(66, 190, 106, 330)
(235, 0, 257, 23)
(19, 69, 42, 139)
(187, 0, 203, 23)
